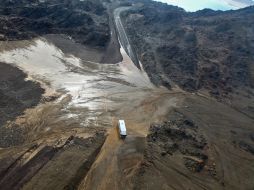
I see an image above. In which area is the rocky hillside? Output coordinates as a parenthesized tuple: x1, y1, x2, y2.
(0, 0, 110, 47)
(121, 1, 254, 98)
(134, 99, 254, 190)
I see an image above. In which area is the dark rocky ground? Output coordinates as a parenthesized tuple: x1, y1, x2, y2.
(133, 96, 254, 190)
(0, 62, 44, 128)
(0, 0, 110, 47)
(147, 114, 208, 172)
(120, 0, 254, 99)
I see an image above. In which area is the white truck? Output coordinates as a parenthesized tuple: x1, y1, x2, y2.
(118, 120, 127, 139)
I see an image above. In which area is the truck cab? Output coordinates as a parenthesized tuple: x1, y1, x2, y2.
(118, 120, 127, 139)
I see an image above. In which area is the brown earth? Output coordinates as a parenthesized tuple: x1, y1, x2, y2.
(0, 59, 107, 190)
(0, 126, 106, 190)
(132, 94, 254, 190)
(0, 67, 107, 190)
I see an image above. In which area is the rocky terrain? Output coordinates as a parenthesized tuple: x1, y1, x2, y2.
(119, 1, 254, 189)
(0, 62, 43, 128)
(147, 114, 208, 173)
(0, 62, 44, 147)
(121, 0, 254, 99)
(132, 96, 254, 189)
(0, 0, 109, 47)
(0, 0, 253, 190)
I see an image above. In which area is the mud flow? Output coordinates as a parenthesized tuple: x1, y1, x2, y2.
(0, 37, 181, 128)
(0, 33, 182, 189)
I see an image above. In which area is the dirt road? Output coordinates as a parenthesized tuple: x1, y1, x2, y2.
(78, 124, 146, 190)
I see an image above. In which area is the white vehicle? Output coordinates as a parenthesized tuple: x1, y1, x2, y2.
(118, 120, 127, 139)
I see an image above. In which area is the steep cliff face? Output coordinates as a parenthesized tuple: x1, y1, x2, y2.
(0, 0, 110, 47)
(121, 1, 254, 98)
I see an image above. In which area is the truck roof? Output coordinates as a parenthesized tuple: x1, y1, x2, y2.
(118, 120, 126, 132)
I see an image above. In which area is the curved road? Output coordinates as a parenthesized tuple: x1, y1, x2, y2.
(114, 7, 140, 69)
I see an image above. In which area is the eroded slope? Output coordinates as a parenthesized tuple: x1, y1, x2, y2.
(121, 1, 254, 98)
